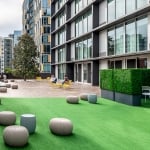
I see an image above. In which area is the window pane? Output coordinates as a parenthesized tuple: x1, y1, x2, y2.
(108, 29, 115, 55)
(108, 0, 115, 22)
(116, 25, 124, 55)
(126, 0, 135, 14)
(87, 38, 92, 58)
(88, 11, 92, 31)
(116, 0, 125, 19)
(137, 0, 147, 9)
(83, 39, 88, 59)
(125, 21, 136, 53)
(83, 15, 88, 34)
(136, 17, 148, 51)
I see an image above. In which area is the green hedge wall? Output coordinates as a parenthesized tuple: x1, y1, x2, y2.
(100, 69, 150, 95)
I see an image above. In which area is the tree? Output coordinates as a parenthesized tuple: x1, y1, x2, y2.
(13, 34, 39, 81)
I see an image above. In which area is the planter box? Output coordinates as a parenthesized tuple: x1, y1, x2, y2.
(115, 92, 141, 106)
(101, 89, 115, 101)
(101, 89, 141, 106)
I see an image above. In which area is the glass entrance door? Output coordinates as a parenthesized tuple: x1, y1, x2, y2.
(75, 62, 92, 83)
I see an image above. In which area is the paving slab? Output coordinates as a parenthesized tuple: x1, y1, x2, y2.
(0, 80, 100, 98)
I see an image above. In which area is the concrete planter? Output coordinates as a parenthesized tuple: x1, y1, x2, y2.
(101, 89, 115, 101)
(101, 89, 141, 106)
(115, 92, 141, 106)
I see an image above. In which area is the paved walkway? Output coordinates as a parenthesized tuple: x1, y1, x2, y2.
(1, 80, 100, 98)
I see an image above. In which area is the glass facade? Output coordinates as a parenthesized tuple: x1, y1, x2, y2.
(125, 21, 136, 53)
(75, 10, 92, 37)
(126, 0, 135, 14)
(58, 64, 66, 79)
(107, 0, 148, 22)
(115, 25, 124, 55)
(58, 29, 66, 45)
(136, 17, 148, 51)
(75, 37, 92, 60)
(116, 0, 125, 19)
(108, 16, 148, 56)
(58, 47, 66, 62)
(108, 29, 115, 55)
(108, 17, 148, 55)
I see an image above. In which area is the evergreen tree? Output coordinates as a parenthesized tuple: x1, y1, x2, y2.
(13, 34, 39, 81)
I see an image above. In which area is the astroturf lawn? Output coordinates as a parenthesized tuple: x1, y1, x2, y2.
(0, 97, 150, 150)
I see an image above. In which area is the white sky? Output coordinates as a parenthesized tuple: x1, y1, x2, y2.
(0, 0, 23, 37)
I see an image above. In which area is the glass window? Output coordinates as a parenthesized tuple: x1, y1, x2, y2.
(116, 0, 125, 19)
(137, 0, 147, 9)
(75, 42, 79, 60)
(137, 58, 147, 68)
(58, 48, 65, 62)
(125, 21, 136, 53)
(127, 59, 136, 68)
(79, 41, 83, 60)
(78, 18, 82, 36)
(115, 25, 124, 55)
(87, 11, 92, 31)
(87, 38, 92, 58)
(115, 60, 122, 69)
(58, 64, 65, 79)
(136, 17, 148, 51)
(83, 15, 88, 34)
(83, 39, 88, 59)
(42, 55, 48, 63)
(42, 35, 48, 43)
(126, 0, 135, 14)
(108, 0, 115, 22)
(108, 29, 115, 56)
(75, 0, 82, 14)
(43, 63, 50, 72)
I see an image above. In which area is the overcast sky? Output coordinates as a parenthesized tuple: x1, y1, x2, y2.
(0, 0, 23, 37)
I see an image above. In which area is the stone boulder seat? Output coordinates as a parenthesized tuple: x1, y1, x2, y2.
(0, 87, 7, 93)
(49, 118, 73, 136)
(80, 93, 89, 101)
(0, 111, 16, 126)
(12, 84, 18, 89)
(66, 96, 79, 104)
(3, 125, 29, 147)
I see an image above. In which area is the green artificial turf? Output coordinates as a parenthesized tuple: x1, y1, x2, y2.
(0, 97, 150, 150)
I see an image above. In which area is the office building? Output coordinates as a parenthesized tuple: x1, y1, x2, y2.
(51, 0, 150, 85)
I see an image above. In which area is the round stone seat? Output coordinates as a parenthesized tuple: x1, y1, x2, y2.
(3, 125, 29, 147)
(80, 93, 89, 101)
(4, 80, 8, 83)
(0, 111, 16, 126)
(0, 87, 7, 93)
(6, 84, 11, 88)
(88, 94, 97, 104)
(66, 96, 79, 104)
(49, 118, 73, 136)
(12, 84, 18, 89)
(10, 79, 15, 82)
(20, 114, 36, 134)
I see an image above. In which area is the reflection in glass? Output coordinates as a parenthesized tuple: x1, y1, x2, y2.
(108, 0, 115, 22)
(136, 17, 147, 51)
(126, 0, 135, 14)
(125, 21, 136, 53)
(116, 0, 125, 19)
(108, 29, 115, 55)
(137, 0, 147, 9)
(116, 25, 124, 55)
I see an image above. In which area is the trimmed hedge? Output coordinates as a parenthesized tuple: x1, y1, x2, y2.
(100, 69, 150, 95)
